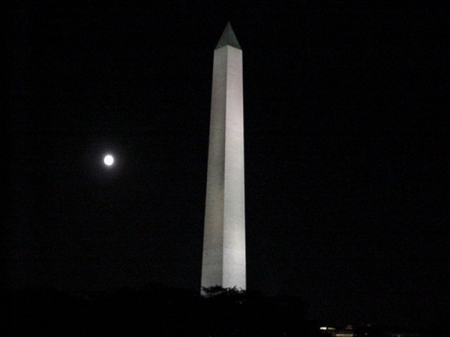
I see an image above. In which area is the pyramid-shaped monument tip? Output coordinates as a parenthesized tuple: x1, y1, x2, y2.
(215, 22, 241, 50)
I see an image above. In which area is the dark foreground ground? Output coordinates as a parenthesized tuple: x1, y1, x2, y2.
(3, 285, 446, 337)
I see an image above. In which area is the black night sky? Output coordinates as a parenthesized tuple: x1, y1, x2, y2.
(7, 1, 449, 329)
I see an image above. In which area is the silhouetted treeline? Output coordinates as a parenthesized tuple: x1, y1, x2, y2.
(3, 284, 321, 337)
(351, 325, 448, 337)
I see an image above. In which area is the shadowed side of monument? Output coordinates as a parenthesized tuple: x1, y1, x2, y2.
(201, 23, 246, 293)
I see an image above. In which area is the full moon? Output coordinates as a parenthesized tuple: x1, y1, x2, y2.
(103, 154, 114, 166)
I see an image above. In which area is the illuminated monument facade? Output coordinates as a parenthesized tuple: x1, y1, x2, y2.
(201, 23, 246, 291)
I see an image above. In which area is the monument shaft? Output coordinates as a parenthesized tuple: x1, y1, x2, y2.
(201, 24, 246, 291)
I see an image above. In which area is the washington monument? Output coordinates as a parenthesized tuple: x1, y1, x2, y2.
(201, 23, 246, 292)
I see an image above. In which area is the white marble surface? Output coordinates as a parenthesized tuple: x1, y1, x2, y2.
(201, 39, 246, 291)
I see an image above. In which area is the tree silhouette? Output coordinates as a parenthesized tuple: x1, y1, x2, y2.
(5, 284, 318, 337)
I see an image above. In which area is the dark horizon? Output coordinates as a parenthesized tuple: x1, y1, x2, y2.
(7, 1, 449, 330)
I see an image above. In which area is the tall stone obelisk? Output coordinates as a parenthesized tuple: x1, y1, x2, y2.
(201, 23, 246, 292)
